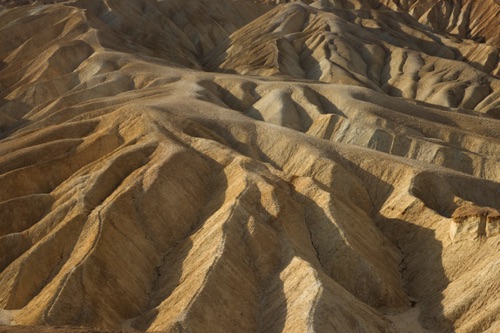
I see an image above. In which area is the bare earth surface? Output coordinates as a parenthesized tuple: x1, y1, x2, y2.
(0, 0, 499, 332)
(0, 326, 118, 333)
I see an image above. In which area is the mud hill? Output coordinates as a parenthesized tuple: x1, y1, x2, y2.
(0, 0, 499, 332)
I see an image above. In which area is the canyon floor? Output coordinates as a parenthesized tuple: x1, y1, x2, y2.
(0, 0, 499, 332)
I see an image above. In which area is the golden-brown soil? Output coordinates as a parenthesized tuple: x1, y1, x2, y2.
(0, 1, 499, 332)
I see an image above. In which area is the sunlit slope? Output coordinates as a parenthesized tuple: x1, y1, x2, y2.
(0, 1, 499, 332)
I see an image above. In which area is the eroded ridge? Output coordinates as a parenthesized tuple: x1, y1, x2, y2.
(0, 1, 499, 332)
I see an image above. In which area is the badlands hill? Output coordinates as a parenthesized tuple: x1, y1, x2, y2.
(0, 0, 499, 332)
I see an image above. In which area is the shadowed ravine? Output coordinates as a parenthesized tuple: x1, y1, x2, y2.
(0, 1, 499, 332)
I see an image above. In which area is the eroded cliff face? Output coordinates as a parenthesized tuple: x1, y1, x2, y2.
(0, 1, 498, 332)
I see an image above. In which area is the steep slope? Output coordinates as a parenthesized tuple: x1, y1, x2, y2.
(0, 1, 499, 333)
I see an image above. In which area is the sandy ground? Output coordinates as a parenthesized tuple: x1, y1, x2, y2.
(0, 310, 117, 333)
(386, 306, 434, 333)
(0, 310, 16, 326)
(1, 307, 436, 333)
(0, 327, 120, 333)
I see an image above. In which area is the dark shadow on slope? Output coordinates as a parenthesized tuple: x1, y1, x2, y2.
(290, 181, 405, 309)
(247, 177, 395, 331)
(0, 61, 32, 141)
(410, 171, 459, 217)
(0, 103, 32, 142)
(379, 50, 403, 97)
(412, 171, 500, 215)
(130, 151, 229, 331)
(128, 130, 286, 332)
(485, 106, 500, 120)
(445, 174, 500, 211)
(279, 144, 455, 329)
(210, 81, 261, 113)
(240, 183, 288, 333)
(377, 216, 454, 332)
(325, 155, 454, 331)
(130, 238, 195, 331)
(198, 118, 453, 330)
(258, 137, 452, 330)
(311, 90, 348, 118)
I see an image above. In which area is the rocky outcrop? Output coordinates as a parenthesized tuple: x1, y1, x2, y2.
(451, 205, 500, 242)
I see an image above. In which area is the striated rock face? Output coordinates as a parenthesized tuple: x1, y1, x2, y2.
(450, 205, 500, 242)
(0, 0, 498, 332)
